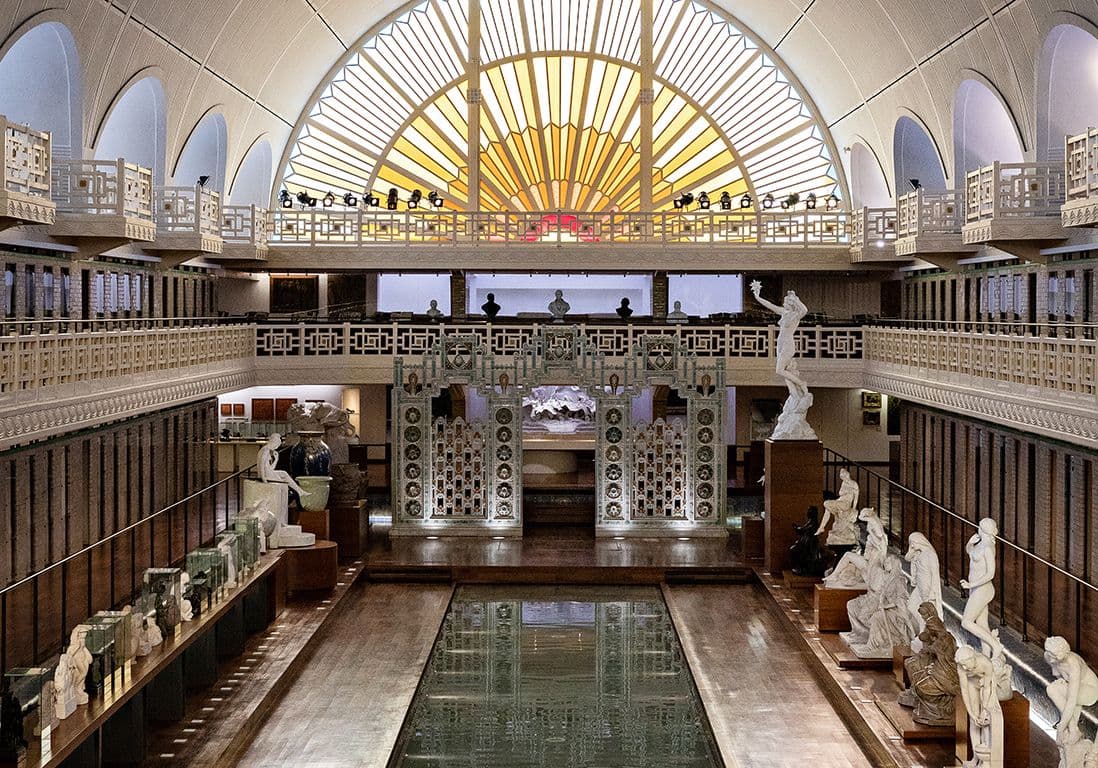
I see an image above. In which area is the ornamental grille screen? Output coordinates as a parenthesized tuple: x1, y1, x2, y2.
(631, 419, 688, 518)
(431, 417, 486, 518)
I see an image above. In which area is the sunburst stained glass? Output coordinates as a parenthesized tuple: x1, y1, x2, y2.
(280, 0, 840, 212)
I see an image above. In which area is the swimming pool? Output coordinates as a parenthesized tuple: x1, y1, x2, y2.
(389, 585, 722, 767)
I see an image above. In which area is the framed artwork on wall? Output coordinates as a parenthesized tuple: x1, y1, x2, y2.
(252, 398, 275, 421)
(219, 403, 232, 416)
(861, 391, 882, 409)
(275, 398, 298, 421)
(232, 403, 245, 416)
(863, 410, 881, 426)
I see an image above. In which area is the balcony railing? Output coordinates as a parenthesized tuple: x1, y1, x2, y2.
(154, 184, 221, 236)
(965, 161, 1065, 222)
(51, 158, 153, 220)
(222, 204, 269, 247)
(849, 206, 897, 248)
(267, 209, 851, 248)
(1065, 128, 1098, 200)
(0, 116, 51, 199)
(895, 189, 966, 237)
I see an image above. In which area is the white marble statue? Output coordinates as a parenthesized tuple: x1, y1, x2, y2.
(179, 572, 194, 621)
(961, 517, 1013, 700)
(65, 627, 92, 706)
(904, 532, 943, 650)
(818, 468, 860, 546)
(548, 289, 570, 321)
(258, 433, 309, 497)
(1045, 636, 1098, 768)
(218, 538, 239, 588)
(144, 617, 163, 649)
(287, 402, 355, 464)
(956, 645, 1004, 768)
(522, 386, 596, 434)
(667, 300, 688, 323)
(53, 654, 79, 720)
(750, 280, 816, 441)
(425, 299, 443, 319)
(823, 507, 886, 589)
(127, 607, 146, 658)
(841, 553, 917, 658)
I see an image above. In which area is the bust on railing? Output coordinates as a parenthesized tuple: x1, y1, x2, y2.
(51, 158, 154, 220)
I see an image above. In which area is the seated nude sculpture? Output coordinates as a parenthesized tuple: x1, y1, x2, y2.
(1044, 636, 1098, 768)
(817, 468, 859, 547)
(823, 507, 886, 589)
(258, 433, 309, 497)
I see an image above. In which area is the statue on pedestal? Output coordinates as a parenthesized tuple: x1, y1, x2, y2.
(823, 507, 886, 589)
(65, 627, 91, 706)
(899, 603, 959, 726)
(841, 553, 917, 658)
(750, 281, 816, 441)
(425, 299, 443, 320)
(548, 290, 570, 321)
(789, 506, 832, 577)
(961, 517, 1013, 700)
(904, 532, 943, 649)
(53, 654, 79, 719)
(1044, 636, 1098, 768)
(818, 468, 859, 547)
(667, 300, 688, 323)
(956, 645, 1004, 768)
(258, 433, 309, 497)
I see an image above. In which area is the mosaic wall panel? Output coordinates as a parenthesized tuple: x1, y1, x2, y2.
(596, 396, 632, 526)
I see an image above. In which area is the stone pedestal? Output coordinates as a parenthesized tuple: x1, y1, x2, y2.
(814, 584, 865, 632)
(764, 439, 823, 576)
(296, 508, 330, 540)
(243, 480, 289, 529)
(330, 502, 370, 558)
(875, 695, 953, 741)
(742, 516, 764, 560)
(955, 691, 1029, 768)
(285, 541, 339, 593)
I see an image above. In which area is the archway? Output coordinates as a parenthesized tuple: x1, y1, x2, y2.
(229, 138, 273, 206)
(848, 141, 892, 207)
(174, 111, 228, 193)
(953, 78, 1024, 177)
(1037, 23, 1098, 160)
(0, 21, 82, 156)
(893, 115, 946, 194)
(94, 75, 167, 183)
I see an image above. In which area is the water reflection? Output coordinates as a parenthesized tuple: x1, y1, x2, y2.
(391, 586, 721, 768)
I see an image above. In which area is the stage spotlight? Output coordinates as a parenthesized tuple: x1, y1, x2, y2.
(909, 178, 922, 191)
(762, 193, 774, 209)
(365, 193, 380, 207)
(408, 189, 423, 210)
(196, 175, 210, 188)
(740, 193, 753, 209)
(673, 192, 694, 209)
(386, 188, 399, 211)
(719, 191, 732, 210)
(296, 191, 317, 208)
(826, 193, 840, 210)
(780, 193, 799, 210)
(322, 191, 336, 208)
(805, 193, 817, 209)
(697, 192, 710, 210)
(278, 189, 292, 208)
(343, 192, 358, 207)
(428, 191, 444, 208)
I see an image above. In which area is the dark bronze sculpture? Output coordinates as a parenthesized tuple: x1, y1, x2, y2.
(899, 602, 960, 726)
(789, 505, 832, 577)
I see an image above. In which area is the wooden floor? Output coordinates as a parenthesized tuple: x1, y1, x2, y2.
(230, 582, 454, 768)
(665, 584, 872, 768)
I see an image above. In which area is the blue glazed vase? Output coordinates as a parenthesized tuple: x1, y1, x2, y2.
(289, 431, 331, 477)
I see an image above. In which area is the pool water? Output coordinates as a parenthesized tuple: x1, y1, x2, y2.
(389, 585, 722, 768)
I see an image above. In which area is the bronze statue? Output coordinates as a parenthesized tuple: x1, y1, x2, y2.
(899, 602, 960, 726)
(789, 506, 832, 577)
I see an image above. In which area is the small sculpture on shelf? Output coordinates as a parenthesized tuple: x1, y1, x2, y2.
(823, 507, 886, 589)
(53, 654, 79, 720)
(38, 680, 59, 735)
(179, 572, 194, 621)
(616, 297, 633, 319)
(218, 538, 239, 588)
(139, 617, 162, 656)
(127, 607, 147, 658)
(817, 468, 859, 548)
(666, 300, 688, 323)
(956, 645, 1004, 768)
(750, 280, 815, 441)
(841, 553, 917, 658)
(899, 603, 959, 726)
(0, 685, 26, 764)
(789, 506, 831, 577)
(65, 627, 91, 706)
(548, 289, 570, 321)
(186, 572, 211, 619)
(481, 292, 501, 319)
(425, 299, 443, 320)
(961, 517, 1013, 700)
(904, 532, 943, 649)
(258, 433, 310, 498)
(1044, 636, 1098, 768)
(154, 580, 181, 639)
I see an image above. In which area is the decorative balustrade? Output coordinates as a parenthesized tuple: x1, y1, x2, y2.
(964, 161, 1065, 222)
(51, 158, 154, 220)
(849, 206, 897, 248)
(266, 209, 851, 249)
(154, 185, 221, 236)
(1062, 129, 1098, 227)
(895, 189, 966, 236)
(221, 204, 269, 247)
(0, 116, 51, 200)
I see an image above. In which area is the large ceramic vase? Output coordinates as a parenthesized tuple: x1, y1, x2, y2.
(296, 476, 332, 512)
(290, 431, 331, 478)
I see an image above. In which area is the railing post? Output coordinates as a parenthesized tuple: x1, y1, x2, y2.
(116, 158, 126, 216)
(0, 116, 8, 193)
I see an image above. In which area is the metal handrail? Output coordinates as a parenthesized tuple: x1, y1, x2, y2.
(871, 319, 1098, 334)
(825, 448, 1098, 593)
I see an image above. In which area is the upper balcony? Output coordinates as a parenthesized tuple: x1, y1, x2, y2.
(145, 185, 224, 263)
(218, 204, 269, 263)
(961, 161, 1067, 258)
(49, 158, 156, 255)
(848, 206, 903, 263)
(0, 116, 56, 230)
(263, 209, 857, 271)
(894, 189, 977, 266)
(1062, 128, 1098, 228)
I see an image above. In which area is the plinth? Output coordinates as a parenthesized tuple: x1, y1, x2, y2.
(764, 439, 822, 576)
(819, 633, 893, 669)
(875, 695, 954, 741)
(814, 584, 865, 632)
(955, 691, 1030, 768)
(296, 508, 330, 540)
(284, 541, 339, 593)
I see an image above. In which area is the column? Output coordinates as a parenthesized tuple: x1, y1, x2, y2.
(450, 270, 467, 319)
(466, 1, 481, 211)
(652, 271, 668, 319)
(639, 0, 654, 212)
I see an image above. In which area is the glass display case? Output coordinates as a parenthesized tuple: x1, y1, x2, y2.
(81, 622, 115, 701)
(90, 612, 131, 687)
(4, 667, 51, 750)
(232, 516, 261, 573)
(186, 549, 227, 603)
(142, 567, 184, 638)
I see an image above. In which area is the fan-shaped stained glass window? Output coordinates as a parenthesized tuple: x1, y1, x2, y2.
(281, 0, 840, 212)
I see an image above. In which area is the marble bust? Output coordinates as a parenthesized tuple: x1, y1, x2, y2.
(961, 517, 1013, 700)
(258, 433, 309, 497)
(956, 645, 1004, 768)
(667, 300, 688, 323)
(817, 468, 859, 547)
(899, 603, 960, 726)
(1044, 636, 1098, 768)
(548, 290, 570, 321)
(426, 299, 442, 320)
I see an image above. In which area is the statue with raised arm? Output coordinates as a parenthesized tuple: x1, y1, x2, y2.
(750, 281, 816, 440)
(1045, 636, 1098, 768)
(818, 468, 860, 546)
(257, 433, 309, 498)
(961, 517, 1013, 699)
(956, 645, 1004, 768)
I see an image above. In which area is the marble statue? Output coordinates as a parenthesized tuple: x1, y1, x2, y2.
(0, 685, 26, 762)
(616, 298, 633, 319)
(823, 507, 886, 588)
(817, 468, 859, 547)
(899, 603, 960, 726)
(789, 506, 832, 577)
(481, 292, 501, 319)
(127, 607, 147, 658)
(667, 300, 688, 323)
(65, 627, 92, 706)
(37, 680, 59, 735)
(218, 538, 239, 588)
(841, 553, 917, 658)
(750, 280, 816, 441)
(258, 433, 310, 497)
(287, 402, 355, 465)
(956, 645, 1004, 768)
(523, 386, 596, 434)
(144, 617, 163, 650)
(548, 289, 570, 321)
(904, 532, 943, 649)
(53, 654, 79, 719)
(961, 517, 1013, 700)
(1045, 636, 1098, 768)
(425, 299, 443, 319)
(179, 572, 194, 621)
